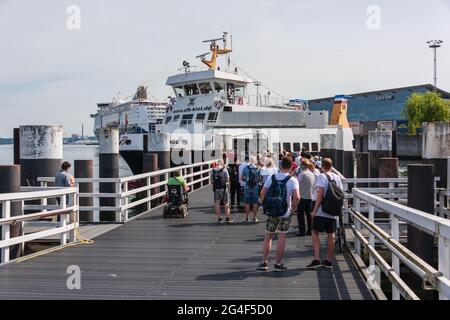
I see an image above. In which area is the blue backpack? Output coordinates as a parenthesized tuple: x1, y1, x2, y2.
(263, 175, 291, 217)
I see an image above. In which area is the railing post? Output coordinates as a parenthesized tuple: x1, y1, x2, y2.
(438, 235, 450, 300)
(123, 181, 129, 221)
(69, 192, 77, 243)
(354, 197, 361, 256)
(146, 177, 151, 212)
(391, 213, 401, 300)
(368, 204, 377, 286)
(60, 195, 67, 245)
(1, 201, 11, 264)
(115, 182, 122, 222)
(93, 180, 100, 223)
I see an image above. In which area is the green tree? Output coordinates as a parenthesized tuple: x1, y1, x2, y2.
(403, 91, 450, 135)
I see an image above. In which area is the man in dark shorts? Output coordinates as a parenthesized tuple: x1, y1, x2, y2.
(307, 158, 343, 269)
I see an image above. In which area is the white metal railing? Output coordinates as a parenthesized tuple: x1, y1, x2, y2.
(438, 189, 450, 219)
(346, 187, 450, 300)
(0, 187, 78, 265)
(38, 160, 216, 223)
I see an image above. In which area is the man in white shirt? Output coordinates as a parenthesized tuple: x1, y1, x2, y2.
(257, 157, 300, 272)
(307, 158, 343, 270)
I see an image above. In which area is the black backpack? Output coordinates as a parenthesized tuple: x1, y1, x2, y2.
(213, 168, 226, 190)
(246, 165, 258, 188)
(321, 174, 344, 216)
(263, 175, 291, 217)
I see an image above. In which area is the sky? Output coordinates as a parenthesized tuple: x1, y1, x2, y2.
(0, 0, 449, 137)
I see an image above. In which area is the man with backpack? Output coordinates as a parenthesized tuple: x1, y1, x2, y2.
(257, 157, 300, 272)
(307, 158, 344, 269)
(212, 159, 232, 224)
(241, 156, 261, 223)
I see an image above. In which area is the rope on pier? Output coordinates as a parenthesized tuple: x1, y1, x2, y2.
(15, 212, 94, 264)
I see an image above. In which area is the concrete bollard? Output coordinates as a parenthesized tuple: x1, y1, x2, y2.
(422, 122, 450, 189)
(19, 125, 63, 187)
(74, 160, 94, 222)
(143, 153, 159, 209)
(368, 130, 392, 187)
(0, 165, 22, 261)
(13, 128, 20, 165)
(407, 164, 435, 265)
(99, 127, 120, 222)
(320, 134, 337, 165)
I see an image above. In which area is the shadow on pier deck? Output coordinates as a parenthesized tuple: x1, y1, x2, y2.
(0, 186, 373, 300)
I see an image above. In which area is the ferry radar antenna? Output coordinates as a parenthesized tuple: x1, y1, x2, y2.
(198, 32, 232, 70)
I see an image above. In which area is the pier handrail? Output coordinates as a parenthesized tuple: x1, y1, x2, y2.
(37, 160, 217, 223)
(1, 187, 79, 265)
(348, 187, 450, 300)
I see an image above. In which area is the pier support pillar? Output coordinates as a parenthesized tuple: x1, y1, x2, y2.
(0, 165, 22, 261)
(357, 152, 369, 188)
(99, 128, 120, 222)
(422, 122, 450, 189)
(368, 130, 392, 187)
(143, 153, 159, 209)
(19, 125, 63, 187)
(378, 158, 399, 188)
(74, 160, 94, 222)
(407, 164, 435, 266)
(320, 134, 337, 166)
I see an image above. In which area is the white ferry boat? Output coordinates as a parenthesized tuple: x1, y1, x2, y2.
(115, 33, 355, 175)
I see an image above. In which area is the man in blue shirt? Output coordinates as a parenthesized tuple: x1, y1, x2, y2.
(240, 156, 261, 223)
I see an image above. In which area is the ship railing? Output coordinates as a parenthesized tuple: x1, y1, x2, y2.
(244, 95, 291, 108)
(37, 160, 216, 224)
(0, 186, 78, 265)
(341, 178, 450, 300)
(438, 188, 450, 220)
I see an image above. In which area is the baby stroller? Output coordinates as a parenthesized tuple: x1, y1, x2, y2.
(163, 184, 189, 218)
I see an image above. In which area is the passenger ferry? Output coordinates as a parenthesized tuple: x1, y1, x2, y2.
(113, 33, 355, 174)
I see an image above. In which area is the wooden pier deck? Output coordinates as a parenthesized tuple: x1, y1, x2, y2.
(0, 186, 373, 300)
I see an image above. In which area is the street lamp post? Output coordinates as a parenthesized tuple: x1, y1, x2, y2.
(427, 40, 443, 92)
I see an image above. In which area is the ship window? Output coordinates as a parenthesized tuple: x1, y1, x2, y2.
(214, 82, 225, 93)
(173, 115, 180, 122)
(293, 143, 301, 152)
(302, 143, 310, 151)
(196, 113, 206, 123)
(199, 82, 213, 94)
(235, 85, 245, 97)
(174, 86, 185, 98)
(311, 143, 319, 152)
(181, 114, 194, 126)
(184, 83, 199, 96)
(208, 112, 218, 122)
(165, 116, 172, 124)
(282, 143, 291, 152)
(227, 83, 235, 95)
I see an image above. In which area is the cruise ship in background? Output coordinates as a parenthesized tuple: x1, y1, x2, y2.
(91, 86, 168, 173)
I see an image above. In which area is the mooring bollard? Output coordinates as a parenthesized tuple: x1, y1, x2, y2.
(19, 125, 63, 187)
(0, 165, 22, 261)
(320, 133, 337, 166)
(99, 127, 120, 222)
(143, 153, 159, 210)
(13, 128, 20, 165)
(74, 160, 94, 222)
(407, 164, 435, 265)
(368, 130, 392, 187)
(422, 122, 450, 189)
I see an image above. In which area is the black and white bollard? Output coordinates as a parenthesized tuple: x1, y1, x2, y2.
(356, 152, 370, 188)
(339, 127, 355, 179)
(19, 125, 63, 187)
(99, 127, 120, 222)
(74, 160, 94, 222)
(0, 165, 22, 262)
(407, 164, 435, 265)
(13, 128, 20, 165)
(368, 130, 392, 186)
(422, 122, 450, 189)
